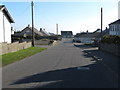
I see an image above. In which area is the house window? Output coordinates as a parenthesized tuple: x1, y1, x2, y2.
(114, 25, 116, 31)
(112, 25, 113, 31)
(117, 25, 119, 31)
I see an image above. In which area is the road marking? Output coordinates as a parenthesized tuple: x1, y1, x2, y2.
(77, 67, 90, 70)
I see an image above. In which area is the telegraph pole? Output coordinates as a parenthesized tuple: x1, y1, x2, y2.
(31, 0, 35, 47)
(99, 7, 103, 50)
(101, 7, 103, 40)
(56, 24, 58, 35)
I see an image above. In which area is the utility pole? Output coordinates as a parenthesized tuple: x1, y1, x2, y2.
(99, 7, 103, 50)
(31, 0, 35, 47)
(101, 7, 103, 40)
(56, 24, 58, 35)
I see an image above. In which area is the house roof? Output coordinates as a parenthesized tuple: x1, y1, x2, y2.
(93, 29, 101, 33)
(109, 19, 120, 25)
(22, 26, 44, 36)
(0, 5, 14, 23)
(40, 29, 50, 36)
(61, 31, 73, 35)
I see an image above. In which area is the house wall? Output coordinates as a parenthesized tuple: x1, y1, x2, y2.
(0, 11, 12, 43)
(0, 11, 4, 43)
(74, 37, 93, 44)
(118, 1, 120, 19)
(109, 24, 120, 36)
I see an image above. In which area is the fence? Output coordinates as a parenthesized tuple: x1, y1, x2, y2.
(100, 43, 120, 57)
(0, 41, 31, 55)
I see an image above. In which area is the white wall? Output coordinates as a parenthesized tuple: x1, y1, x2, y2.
(118, 1, 120, 19)
(0, 11, 4, 43)
(74, 37, 93, 44)
(109, 24, 120, 36)
(79, 38, 93, 44)
(0, 11, 12, 43)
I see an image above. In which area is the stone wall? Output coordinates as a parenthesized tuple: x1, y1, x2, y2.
(35, 40, 50, 45)
(100, 43, 120, 57)
(52, 40, 58, 46)
(0, 41, 32, 55)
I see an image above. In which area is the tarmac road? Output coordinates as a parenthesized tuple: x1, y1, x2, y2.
(2, 38, 118, 89)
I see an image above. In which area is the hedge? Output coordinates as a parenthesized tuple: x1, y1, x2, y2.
(101, 35, 120, 44)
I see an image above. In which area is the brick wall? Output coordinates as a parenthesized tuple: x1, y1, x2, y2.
(0, 41, 32, 55)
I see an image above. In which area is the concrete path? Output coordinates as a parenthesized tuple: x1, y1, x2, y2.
(2, 39, 118, 89)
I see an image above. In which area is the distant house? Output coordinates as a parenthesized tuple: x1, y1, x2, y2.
(39, 28, 50, 36)
(14, 25, 45, 37)
(61, 31, 73, 38)
(49, 32, 55, 36)
(109, 19, 120, 36)
(74, 28, 109, 44)
(93, 28, 109, 40)
(0, 5, 14, 43)
(74, 32, 99, 44)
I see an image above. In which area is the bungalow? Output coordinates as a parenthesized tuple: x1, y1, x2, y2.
(39, 28, 50, 36)
(74, 32, 99, 44)
(74, 28, 109, 44)
(109, 19, 120, 36)
(14, 25, 44, 37)
(61, 31, 73, 38)
(0, 5, 14, 43)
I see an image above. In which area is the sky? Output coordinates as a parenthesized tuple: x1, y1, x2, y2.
(0, 0, 119, 35)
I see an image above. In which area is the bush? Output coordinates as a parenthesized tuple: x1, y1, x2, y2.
(101, 35, 120, 44)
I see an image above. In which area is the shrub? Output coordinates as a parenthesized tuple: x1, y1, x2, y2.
(101, 35, 120, 44)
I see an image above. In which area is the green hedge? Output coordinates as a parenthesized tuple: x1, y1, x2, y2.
(101, 35, 120, 44)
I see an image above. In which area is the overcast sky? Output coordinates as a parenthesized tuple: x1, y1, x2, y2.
(0, 0, 119, 35)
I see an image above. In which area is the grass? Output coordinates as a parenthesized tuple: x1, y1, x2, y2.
(1, 47, 47, 66)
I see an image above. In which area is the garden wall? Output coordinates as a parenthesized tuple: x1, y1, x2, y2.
(0, 41, 31, 55)
(100, 43, 120, 57)
(35, 40, 50, 45)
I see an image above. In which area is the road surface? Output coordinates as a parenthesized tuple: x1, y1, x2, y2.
(2, 38, 118, 88)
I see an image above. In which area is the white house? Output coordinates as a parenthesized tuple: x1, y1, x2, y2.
(0, 5, 14, 43)
(74, 33, 99, 44)
(109, 19, 120, 36)
(118, 1, 120, 19)
(74, 28, 109, 44)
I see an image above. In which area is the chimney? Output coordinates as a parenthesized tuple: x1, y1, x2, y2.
(40, 28, 42, 31)
(28, 24, 30, 27)
(105, 27, 108, 30)
(86, 30, 88, 34)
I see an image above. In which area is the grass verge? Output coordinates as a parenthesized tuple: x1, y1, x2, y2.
(1, 47, 47, 66)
